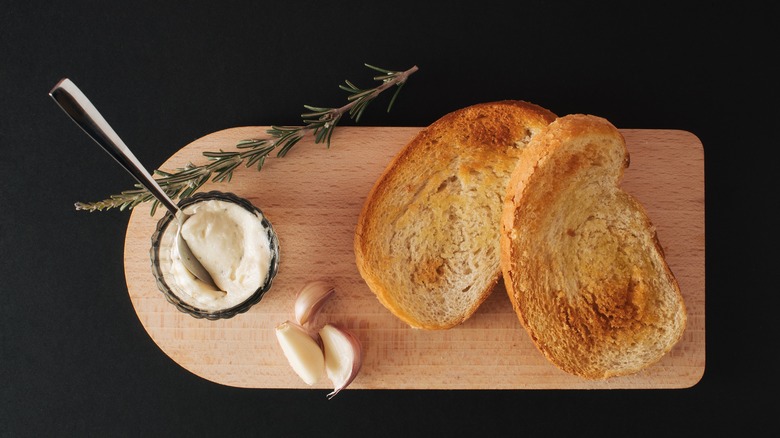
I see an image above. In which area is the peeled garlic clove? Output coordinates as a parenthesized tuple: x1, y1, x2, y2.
(319, 324, 362, 399)
(294, 280, 335, 326)
(275, 321, 325, 385)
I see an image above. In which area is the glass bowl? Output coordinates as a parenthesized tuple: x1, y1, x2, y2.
(150, 191, 280, 320)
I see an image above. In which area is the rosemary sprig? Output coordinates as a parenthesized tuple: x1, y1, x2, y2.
(75, 63, 419, 214)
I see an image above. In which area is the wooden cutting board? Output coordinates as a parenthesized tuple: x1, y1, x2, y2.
(124, 126, 705, 390)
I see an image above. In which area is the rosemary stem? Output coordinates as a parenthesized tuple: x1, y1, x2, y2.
(334, 65, 419, 118)
(75, 64, 418, 213)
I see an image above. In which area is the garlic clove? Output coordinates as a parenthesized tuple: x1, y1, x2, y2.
(275, 321, 325, 386)
(319, 323, 362, 399)
(294, 280, 335, 326)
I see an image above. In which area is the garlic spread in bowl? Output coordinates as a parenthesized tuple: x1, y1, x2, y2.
(151, 191, 280, 319)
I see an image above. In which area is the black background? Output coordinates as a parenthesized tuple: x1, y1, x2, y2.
(2, 1, 776, 436)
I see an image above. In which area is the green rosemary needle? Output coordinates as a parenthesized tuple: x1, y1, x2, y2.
(75, 63, 419, 214)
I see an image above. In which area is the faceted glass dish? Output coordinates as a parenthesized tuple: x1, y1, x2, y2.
(150, 191, 280, 320)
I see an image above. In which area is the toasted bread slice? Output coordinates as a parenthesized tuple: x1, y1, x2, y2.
(355, 101, 557, 329)
(500, 114, 687, 379)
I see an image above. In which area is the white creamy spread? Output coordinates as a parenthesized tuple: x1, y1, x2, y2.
(168, 199, 272, 311)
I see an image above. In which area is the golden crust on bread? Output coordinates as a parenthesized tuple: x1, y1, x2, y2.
(500, 114, 687, 379)
(355, 101, 557, 329)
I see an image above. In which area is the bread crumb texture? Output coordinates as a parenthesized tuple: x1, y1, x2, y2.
(355, 101, 556, 329)
(500, 114, 687, 379)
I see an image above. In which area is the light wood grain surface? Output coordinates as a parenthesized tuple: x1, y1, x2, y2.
(124, 126, 705, 390)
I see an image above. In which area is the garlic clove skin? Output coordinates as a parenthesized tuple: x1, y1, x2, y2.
(319, 323, 362, 399)
(275, 321, 325, 386)
(294, 280, 335, 326)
